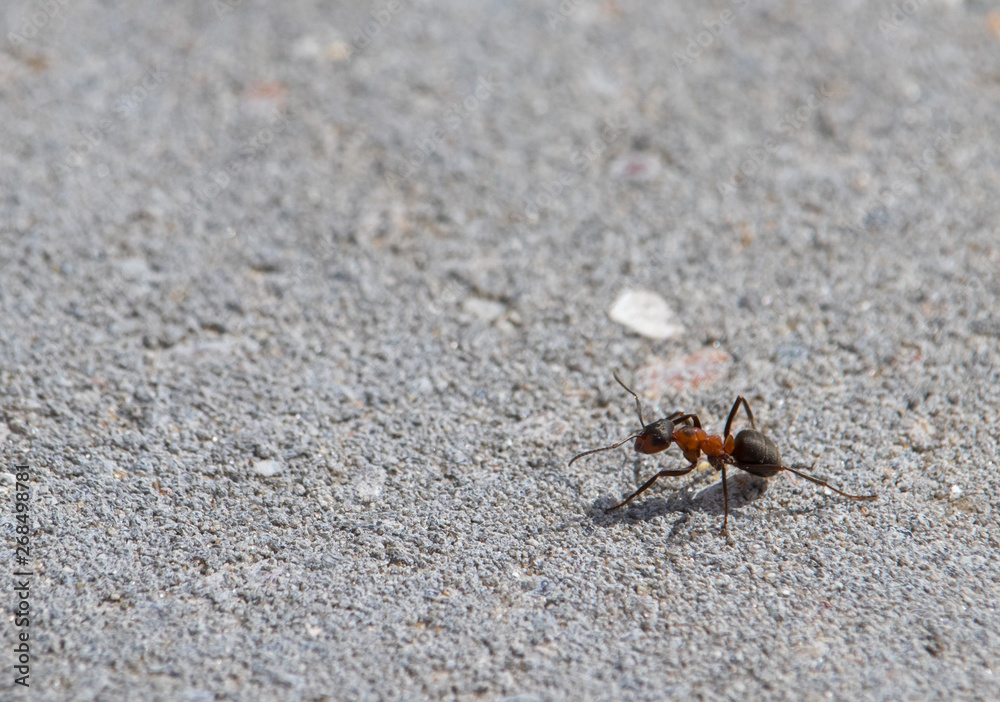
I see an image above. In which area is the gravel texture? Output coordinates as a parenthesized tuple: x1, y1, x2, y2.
(2, 1, 999, 700)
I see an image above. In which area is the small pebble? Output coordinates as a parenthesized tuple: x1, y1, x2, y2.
(252, 460, 283, 477)
(905, 417, 935, 451)
(462, 297, 506, 323)
(608, 289, 683, 340)
(242, 81, 287, 116)
(609, 153, 661, 182)
(988, 12, 1000, 39)
(326, 41, 352, 62)
(291, 35, 322, 60)
(636, 350, 733, 394)
(117, 257, 152, 281)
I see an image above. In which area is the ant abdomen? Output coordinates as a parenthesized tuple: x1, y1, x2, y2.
(732, 429, 781, 476)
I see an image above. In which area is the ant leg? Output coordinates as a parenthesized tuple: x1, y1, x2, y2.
(749, 464, 878, 501)
(606, 464, 697, 511)
(723, 396, 757, 439)
(720, 465, 730, 535)
(670, 412, 702, 429)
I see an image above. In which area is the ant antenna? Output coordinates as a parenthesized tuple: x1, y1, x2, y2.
(613, 370, 645, 426)
(568, 372, 646, 467)
(568, 433, 643, 467)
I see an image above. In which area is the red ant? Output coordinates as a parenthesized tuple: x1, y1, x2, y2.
(569, 372, 878, 534)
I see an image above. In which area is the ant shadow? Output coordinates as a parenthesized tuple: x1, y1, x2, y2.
(588, 471, 772, 535)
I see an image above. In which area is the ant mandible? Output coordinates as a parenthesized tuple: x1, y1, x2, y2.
(569, 372, 878, 534)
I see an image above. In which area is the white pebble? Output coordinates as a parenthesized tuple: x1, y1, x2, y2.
(462, 297, 506, 323)
(252, 460, 283, 477)
(608, 289, 684, 340)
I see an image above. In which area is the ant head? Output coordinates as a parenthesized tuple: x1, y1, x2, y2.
(567, 372, 680, 467)
(634, 418, 675, 455)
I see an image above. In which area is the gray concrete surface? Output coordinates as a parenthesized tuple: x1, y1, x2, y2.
(2, 0, 999, 700)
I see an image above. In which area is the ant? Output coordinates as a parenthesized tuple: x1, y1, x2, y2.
(569, 372, 878, 534)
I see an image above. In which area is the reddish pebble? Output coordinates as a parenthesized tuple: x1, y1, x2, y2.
(242, 81, 288, 116)
(636, 350, 733, 394)
(609, 153, 661, 182)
